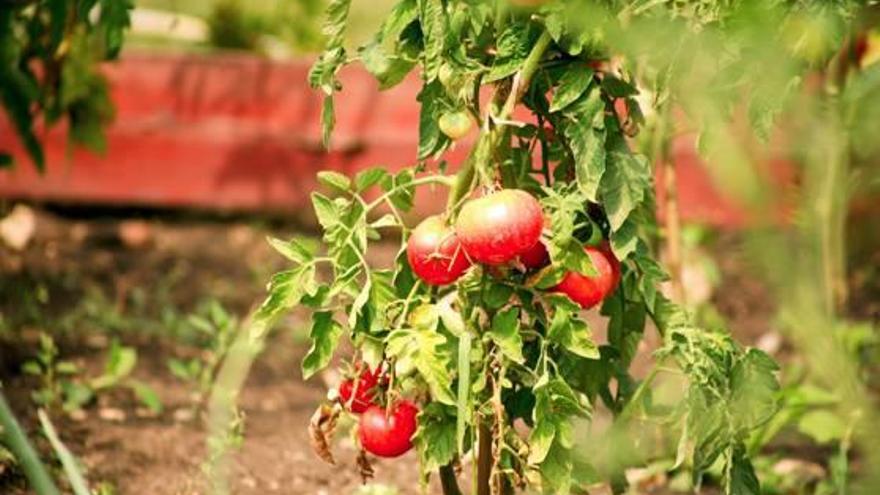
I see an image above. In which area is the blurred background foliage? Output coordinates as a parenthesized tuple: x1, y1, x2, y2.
(0, 0, 879, 493)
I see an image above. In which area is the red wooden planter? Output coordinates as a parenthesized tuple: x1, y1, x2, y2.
(0, 51, 749, 226)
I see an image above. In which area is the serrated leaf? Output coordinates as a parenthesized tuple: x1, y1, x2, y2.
(302, 311, 345, 379)
(355, 168, 391, 192)
(730, 349, 779, 430)
(600, 149, 651, 231)
(317, 171, 351, 192)
(267, 237, 314, 264)
(415, 403, 457, 471)
(528, 420, 556, 464)
(417, 81, 449, 160)
(386, 326, 455, 404)
(548, 307, 600, 359)
(418, 0, 445, 81)
(550, 68, 594, 113)
(486, 22, 534, 82)
(563, 89, 606, 202)
(488, 307, 524, 364)
(540, 441, 573, 495)
(726, 444, 760, 495)
(311, 192, 339, 229)
(98, 0, 133, 59)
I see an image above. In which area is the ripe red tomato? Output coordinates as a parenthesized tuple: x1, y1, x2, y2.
(552, 244, 621, 309)
(338, 366, 380, 414)
(455, 189, 544, 265)
(407, 216, 471, 285)
(438, 110, 473, 140)
(519, 240, 549, 270)
(359, 400, 419, 458)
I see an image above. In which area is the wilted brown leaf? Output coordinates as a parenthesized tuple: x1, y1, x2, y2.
(308, 403, 339, 465)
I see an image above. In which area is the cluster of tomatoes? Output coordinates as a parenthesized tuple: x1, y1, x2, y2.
(338, 189, 619, 460)
(406, 188, 621, 309)
(337, 365, 419, 458)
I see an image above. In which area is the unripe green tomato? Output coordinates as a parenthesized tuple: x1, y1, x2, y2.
(438, 64, 455, 89)
(439, 110, 473, 140)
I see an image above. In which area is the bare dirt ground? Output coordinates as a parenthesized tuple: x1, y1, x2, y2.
(0, 205, 791, 495)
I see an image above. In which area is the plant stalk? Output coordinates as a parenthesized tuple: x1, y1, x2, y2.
(0, 389, 61, 495)
(476, 420, 493, 495)
(653, 103, 684, 303)
(447, 30, 553, 211)
(439, 462, 463, 495)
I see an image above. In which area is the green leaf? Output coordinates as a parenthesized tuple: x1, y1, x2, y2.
(548, 307, 600, 359)
(600, 148, 651, 231)
(482, 282, 513, 310)
(540, 441, 573, 495)
(386, 325, 455, 405)
(253, 264, 318, 338)
(414, 403, 457, 471)
(267, 237, 315, 265)
(486, 22, 535, 82)
(417, 81, 449, 160)
(0, 69, 45, 171)
(105, 341, 137, 381)
(550, 67, 594, 113)
(311, 192, 340, 229)
(98, 0, 133, 59)
(61, 382, 94, 411)
(528, 420, 556, 464)
(129, 381, 163, 413)
(167, 359, 196, 381)
(322, 0, 352, 46)
(488, 307, 524, 364)
(387, 169, 416, 211)
(730, 349, 779, 430)
(563, 88, 606, 202)
(355, 168, 391, 192)
(302, 311, 345, 379)
(418, 0, 446, 81)
(55, 361, 79, 374)
(726, 444, 760, 495)
(317, 171, 352, 192)
(797, 410, 846, 444)
(21, 361, 42, 375)
(0, 152, 11, 168)
(360, 40, 417, 90)
(601, 75, 638, 98)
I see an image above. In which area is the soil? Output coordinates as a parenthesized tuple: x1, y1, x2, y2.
(0, 205, 802, 495)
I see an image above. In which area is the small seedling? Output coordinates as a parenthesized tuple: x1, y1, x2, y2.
(22, 334, 162, 414)
(167, 300, 238, 407)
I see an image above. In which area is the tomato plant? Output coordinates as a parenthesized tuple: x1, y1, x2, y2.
(256, 1, 795, 494)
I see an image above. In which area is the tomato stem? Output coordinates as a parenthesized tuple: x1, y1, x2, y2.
(446, 30, 554, 212)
